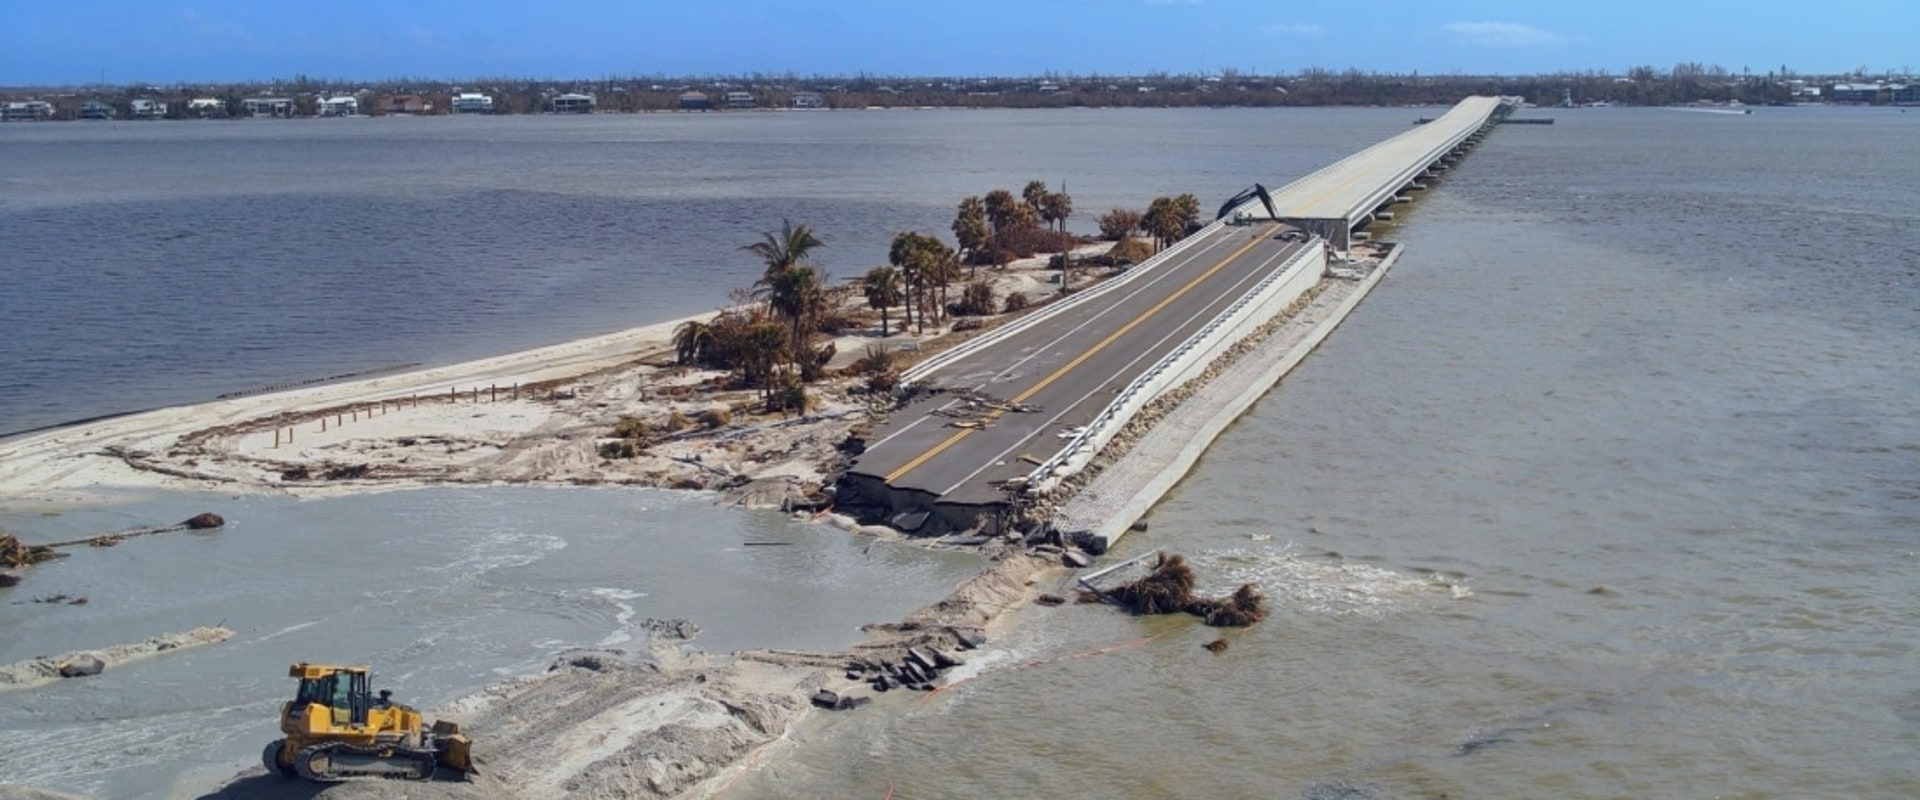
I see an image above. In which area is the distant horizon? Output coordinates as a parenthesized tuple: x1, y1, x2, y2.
(6, 64, 1914, 93)
(5, 0, 1916, 88)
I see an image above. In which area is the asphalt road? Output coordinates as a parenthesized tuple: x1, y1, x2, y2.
(847, 224, 1309, 505)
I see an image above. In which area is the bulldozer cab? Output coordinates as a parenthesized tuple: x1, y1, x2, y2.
(289, 664, 371, 728)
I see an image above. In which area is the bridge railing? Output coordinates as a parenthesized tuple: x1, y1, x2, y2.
(1338, 98, 1502, 224)
(1023, 237, 1326, 495)
(899, 199, 1263, 387)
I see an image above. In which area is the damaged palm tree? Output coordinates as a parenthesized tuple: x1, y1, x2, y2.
(1077, 551, 1267, 628)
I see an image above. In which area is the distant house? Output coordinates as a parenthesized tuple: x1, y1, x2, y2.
(678, 91, 710, 111)
(724, 91, 755, 109)
(790, 91, 824, 109)
(187, 98, 225, 117)
(79, 100, 116, 120)
(1893, 84, 1919, 105)
(1829, 83, 1882, 104)
(385, 94, 432, 114)
(129, 99, 168, 119)
(451, 92, 494, 114)
(317, 96, 360, 117)
(551, 92, 596, 113)
(242, 97, 294, 118)
(1, 101, 53, 121)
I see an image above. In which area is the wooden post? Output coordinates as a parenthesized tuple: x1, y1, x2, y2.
(274, 428, 281, 448)
(352, 407, 358, 421)
(287, 426, 293, 443)
(513, 383, 519, 400)
(450, 386, 457, 403)
(490, 384, 496, 403)
(321, 417, 328, 432)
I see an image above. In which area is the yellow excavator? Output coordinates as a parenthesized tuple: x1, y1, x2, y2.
(263, 663, 478, 783)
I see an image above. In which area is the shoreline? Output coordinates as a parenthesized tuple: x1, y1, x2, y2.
(2, 238, 1383, 798)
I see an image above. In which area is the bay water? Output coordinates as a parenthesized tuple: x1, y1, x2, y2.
(4, 106, 1917, 798)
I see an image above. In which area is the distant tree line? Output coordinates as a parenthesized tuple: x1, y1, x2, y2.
(10, 62, 1894, 120)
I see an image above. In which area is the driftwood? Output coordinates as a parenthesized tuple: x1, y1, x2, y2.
(2, 513, 227, 578)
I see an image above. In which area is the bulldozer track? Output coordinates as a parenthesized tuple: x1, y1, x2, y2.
(292, 740, 436, 782)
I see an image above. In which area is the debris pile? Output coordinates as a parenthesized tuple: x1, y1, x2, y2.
(842, 644, 968, 697)
(0, 534, 59, 569)
(1080, 552, 1268, 627)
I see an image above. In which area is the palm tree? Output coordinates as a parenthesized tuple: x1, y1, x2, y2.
(1043, 190, 1074, 233)
(983, 189, 1020, 235)
(862, 266, 902, 336)
(762, 266, 825, 366)
(1022, 180, 1049, 213)
(952, 196, 989, 273)
(743, 218, 824, 286)
(672, 319, 712, 365)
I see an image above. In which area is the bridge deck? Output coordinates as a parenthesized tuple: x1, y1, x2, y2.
(1268, 96, 1503, 229)
(847, 226, 1307, 511)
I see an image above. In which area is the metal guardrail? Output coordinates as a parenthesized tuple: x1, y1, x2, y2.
(899, 200, 1263, 387)
(1023, 238, 1323, 494)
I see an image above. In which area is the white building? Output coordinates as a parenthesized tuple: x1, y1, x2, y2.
(129, 99, 169, 119)
(317, 96, 360, 116)
(242, 97, 293, 118)
(1, 101, 53, 121)
(790, 91, 824, 109)
(725, 91, 755, 109)
(451, 92, 494, 113)
(551, 93, 596, 113)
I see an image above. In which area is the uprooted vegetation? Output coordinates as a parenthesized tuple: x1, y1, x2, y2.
(1079, 552, 1268, 627)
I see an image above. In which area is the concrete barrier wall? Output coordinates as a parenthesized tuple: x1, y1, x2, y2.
(1025, 240, 1328, 494)
(1055, 243, 1406, 551)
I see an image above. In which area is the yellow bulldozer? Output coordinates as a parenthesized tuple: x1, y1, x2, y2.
(263, 663, 477, 783)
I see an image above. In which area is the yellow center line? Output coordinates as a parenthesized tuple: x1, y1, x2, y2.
(882, 225, 1280, 484)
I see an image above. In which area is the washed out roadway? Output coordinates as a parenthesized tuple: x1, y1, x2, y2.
(847, 224, 1308, 506)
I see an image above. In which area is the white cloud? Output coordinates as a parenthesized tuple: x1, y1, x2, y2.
(1260, 23, 1326, 38)
(1442, 21, 1572, 48)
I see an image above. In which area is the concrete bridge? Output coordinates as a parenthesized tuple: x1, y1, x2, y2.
(836, 96, 1516, 536)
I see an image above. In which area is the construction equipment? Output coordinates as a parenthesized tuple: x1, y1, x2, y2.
(263, 663, 477, 783)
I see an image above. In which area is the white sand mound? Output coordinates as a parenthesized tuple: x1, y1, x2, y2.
(0, 626, 233, 692)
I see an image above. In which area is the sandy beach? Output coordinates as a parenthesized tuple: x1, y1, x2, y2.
(0, 251, 1102, 799)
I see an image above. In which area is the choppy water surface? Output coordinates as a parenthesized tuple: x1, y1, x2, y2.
(0, 487, 981, 798)
(725, 108, 1920, 799)
(4, 107, 1918, 799)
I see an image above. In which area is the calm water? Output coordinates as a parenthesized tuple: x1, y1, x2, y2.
(4, 107, 1918, 799)
(0, 108, 1407, 436)
(726, 108, 1920, 799)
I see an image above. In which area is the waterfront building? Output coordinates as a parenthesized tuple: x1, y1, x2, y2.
(385, 94, 432, 114)
(725, 91, 755, 109)
(551, 93, 596, 113)
(317, 96, 360, 116)
(679, 91, 711, 110)
(129, 99, 168, 119)
(1, 101, 53, 121)
(451, 92, 494, 113)
(242, 97, 294, 118)
(791, 91, 824, 109)
(79, 100, 116, 120)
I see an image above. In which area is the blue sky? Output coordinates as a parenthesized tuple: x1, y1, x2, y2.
(5, 0, 1916, 85)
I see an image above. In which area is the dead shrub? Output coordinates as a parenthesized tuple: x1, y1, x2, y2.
(699, 407, 733, 428)
(1108, 237, 1155, 265)
(949, 280, 997, 317)
(1003, 292, 1030, 313)
(610, 416, 651, 440)
(1079, 551, 1268, 628)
